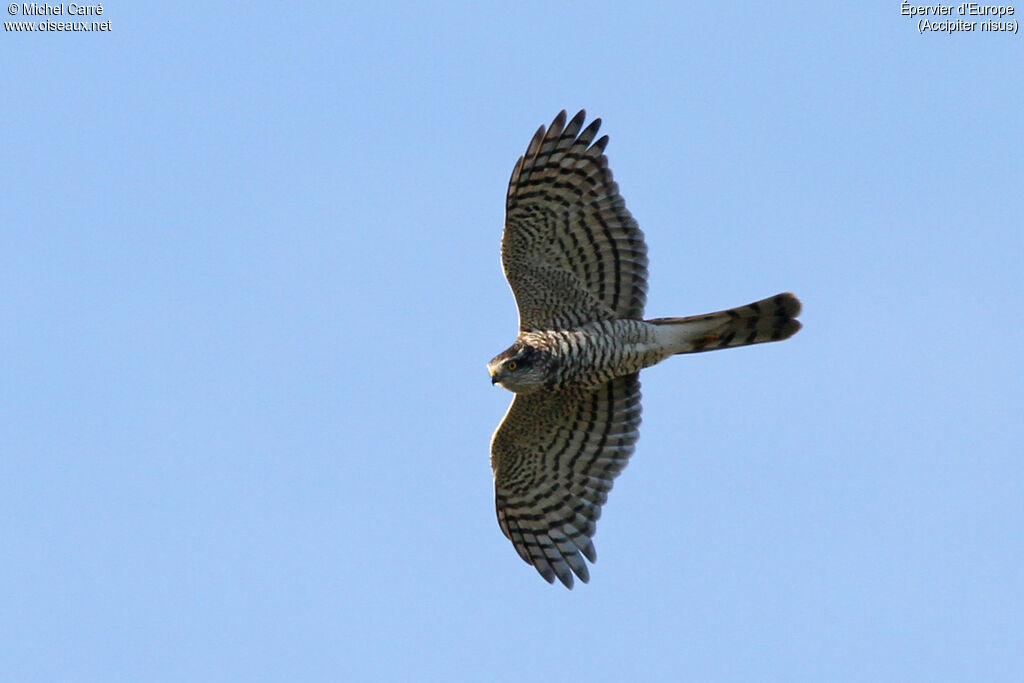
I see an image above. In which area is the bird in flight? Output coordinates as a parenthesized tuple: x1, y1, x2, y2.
(488, 110, 802, 588)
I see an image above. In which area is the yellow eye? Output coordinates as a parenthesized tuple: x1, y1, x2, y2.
(506, 360, 518, 371)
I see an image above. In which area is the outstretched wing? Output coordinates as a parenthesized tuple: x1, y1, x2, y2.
(490, 374, 642, 588)
(502, 110, 648, 331)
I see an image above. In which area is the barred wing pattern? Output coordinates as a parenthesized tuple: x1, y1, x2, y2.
(490, 374, 642, 588)
(503, 110, 649, 331)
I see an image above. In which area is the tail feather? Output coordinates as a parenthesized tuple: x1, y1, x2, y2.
(648, 292, 802, 354)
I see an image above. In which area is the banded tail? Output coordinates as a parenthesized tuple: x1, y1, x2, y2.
(648, 292, 802, 354)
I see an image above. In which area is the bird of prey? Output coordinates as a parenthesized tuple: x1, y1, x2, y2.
(487, 110, 802, 588)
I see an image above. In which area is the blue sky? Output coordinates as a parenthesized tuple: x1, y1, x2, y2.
(3, 2, 1022, 681)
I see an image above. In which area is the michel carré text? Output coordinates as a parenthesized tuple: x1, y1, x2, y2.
(20, 3, 104, 15)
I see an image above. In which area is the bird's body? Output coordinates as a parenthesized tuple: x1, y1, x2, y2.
(490, 294, 802, 395)
(490, 320, 662, 393)
(488, 110, 802, 588)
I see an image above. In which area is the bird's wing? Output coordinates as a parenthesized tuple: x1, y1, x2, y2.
(490, 374, 642, 588)
(502, 110, 648, 331)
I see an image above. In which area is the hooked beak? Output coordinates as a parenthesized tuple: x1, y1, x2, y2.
(490, 372, 500, 385)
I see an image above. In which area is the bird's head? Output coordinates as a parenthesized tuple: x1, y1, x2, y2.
(487, 343, 550, 394)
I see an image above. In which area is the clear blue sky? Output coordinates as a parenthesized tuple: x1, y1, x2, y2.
(3, 3, 1022, 681)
